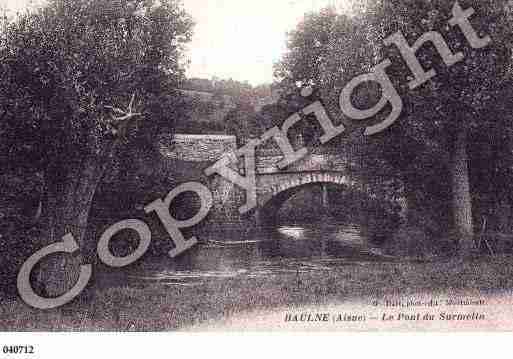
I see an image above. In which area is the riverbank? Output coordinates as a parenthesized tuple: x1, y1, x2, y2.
(2, 255, 513, 331)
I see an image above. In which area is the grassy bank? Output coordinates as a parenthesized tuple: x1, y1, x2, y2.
(2, 255, 513, 331)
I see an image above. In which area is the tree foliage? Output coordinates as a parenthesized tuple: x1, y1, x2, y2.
(275, 1, 513, 253)
(0, 0, 193, 171)
(0, 0, 194, 295)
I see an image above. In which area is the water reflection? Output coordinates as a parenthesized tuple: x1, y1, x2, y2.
(98, 222, 392, 289)
(278, 226, 306, 239)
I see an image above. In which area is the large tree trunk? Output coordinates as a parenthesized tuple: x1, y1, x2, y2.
(450, 129, 475, 255)
(402, 176, 420, 225)
(490, 128, 513, 234)
(37, 152, 110, 298)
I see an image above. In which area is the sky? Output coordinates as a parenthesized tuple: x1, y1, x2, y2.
(2, 0, 354, 85)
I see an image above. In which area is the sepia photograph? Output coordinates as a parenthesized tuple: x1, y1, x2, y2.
(1, 0, 513, 346)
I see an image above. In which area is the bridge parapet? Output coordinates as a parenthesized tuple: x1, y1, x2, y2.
(256, 152, 350, 174)
(161, 134, 364, 225)
(160, 133, 237, 162)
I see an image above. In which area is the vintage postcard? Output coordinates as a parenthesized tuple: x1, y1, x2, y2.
(1, 0, 513, 343)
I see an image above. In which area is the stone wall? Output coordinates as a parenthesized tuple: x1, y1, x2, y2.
(158, 134, 358, 227)
(159, 134, 237, 162)
(159, 133, 244, 224)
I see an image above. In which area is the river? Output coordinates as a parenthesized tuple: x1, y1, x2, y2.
(97, 221, 393, 289)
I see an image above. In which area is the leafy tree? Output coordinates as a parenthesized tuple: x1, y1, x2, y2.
(274, 7, 399, 207)
(0, 0, 193, 295)
(275, 1, 513, 255)
(366, 0, 513, 254)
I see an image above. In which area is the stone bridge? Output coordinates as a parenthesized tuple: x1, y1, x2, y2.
(255, 170, 352, 224)
(163, 134, 360, 225)
(252, 151, 355, 224)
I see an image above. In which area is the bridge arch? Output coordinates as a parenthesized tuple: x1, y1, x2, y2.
(257, 172, 352, 225)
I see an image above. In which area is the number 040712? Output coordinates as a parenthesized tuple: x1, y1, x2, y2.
(2, 345, 34, 354)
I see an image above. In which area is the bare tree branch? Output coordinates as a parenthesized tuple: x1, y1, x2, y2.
(105, 93, 142, 123)
(105, 93, 143, 136)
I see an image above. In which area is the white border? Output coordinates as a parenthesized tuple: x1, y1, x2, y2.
(0, 333, 510, 359)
